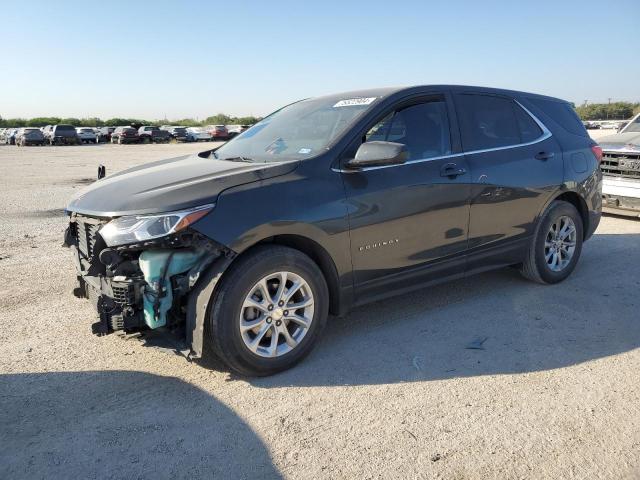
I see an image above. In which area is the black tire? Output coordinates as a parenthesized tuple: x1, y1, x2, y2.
(207, 245, 329, 376)
(520, 200, 584, 284)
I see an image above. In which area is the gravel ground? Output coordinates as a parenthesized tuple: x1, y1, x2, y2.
(0, 142, 639, 480)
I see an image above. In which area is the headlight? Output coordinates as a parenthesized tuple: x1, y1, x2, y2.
(99, 204, 214, 247)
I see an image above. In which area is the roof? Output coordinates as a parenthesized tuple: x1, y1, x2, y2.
(311, 85, 567, 104)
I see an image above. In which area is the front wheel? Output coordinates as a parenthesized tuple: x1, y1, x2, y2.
(520, 200, 584, 284)
(207, 245, 329, 376)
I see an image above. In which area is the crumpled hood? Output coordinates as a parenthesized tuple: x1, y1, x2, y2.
(67, 153, 297, 217)
(598, 132, 640, 152)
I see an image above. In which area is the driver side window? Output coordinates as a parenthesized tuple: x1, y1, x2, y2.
(364, 100, 452, 161)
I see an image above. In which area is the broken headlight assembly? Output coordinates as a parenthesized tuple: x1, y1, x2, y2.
(99, 204, 214, 247)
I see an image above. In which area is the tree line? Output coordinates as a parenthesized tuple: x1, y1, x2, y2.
(0, 113, 262, 128)
(2, 102, 640, 128)
(574, 102, 640, 121)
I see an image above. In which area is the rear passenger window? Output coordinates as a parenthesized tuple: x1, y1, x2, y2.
(514, 104, 543, 142)
(455, 94, 521, 150)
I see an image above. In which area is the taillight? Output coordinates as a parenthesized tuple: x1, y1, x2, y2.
(591, 145, 603, 163)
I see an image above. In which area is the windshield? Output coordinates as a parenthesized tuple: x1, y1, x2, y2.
(623, 115, 640, 133)
(213, 95, 379, 162)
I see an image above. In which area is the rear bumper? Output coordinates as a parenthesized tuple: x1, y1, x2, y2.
(52, 136, 78, 144)
(602, 176, 640, 216)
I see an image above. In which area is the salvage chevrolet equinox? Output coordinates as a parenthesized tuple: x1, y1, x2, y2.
(64, 85, 602, 376)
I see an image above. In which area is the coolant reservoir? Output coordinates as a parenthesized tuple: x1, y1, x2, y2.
(138, 249, 204, 329)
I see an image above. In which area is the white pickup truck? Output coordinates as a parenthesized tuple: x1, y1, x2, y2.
(599, 113, 640, 216)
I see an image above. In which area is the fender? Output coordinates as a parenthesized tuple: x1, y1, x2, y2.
(186, 255, 235, 358)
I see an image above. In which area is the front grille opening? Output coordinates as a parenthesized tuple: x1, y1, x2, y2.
(75, 216, 108, 258)
(601, 152, 640, 179)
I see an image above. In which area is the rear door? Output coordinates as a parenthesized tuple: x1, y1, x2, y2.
(341, 94, 472, 301)
(453, 92, 563, 271)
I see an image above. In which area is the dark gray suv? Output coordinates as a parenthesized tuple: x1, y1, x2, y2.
(64, 85, 602, 376)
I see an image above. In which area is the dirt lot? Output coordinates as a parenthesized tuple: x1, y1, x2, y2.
(0, 143, 639, 480)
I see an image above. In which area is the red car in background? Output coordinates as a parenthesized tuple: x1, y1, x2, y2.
(206, 125, 229, 141)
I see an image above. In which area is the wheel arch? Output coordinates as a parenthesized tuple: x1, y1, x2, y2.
(542, 190, 590, 240)
(185, 233, 344, 360)
(251, 234, 342, 316)
(552, 191, 590, 239)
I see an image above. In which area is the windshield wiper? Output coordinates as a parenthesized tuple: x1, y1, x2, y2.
(222, 156, 254, 163)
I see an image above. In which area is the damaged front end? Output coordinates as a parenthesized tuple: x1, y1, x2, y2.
(63, 210, 232, 353)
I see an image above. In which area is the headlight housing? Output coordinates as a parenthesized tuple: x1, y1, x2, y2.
(99, 204, 214, 247)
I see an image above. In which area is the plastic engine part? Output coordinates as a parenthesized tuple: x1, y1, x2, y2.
(138, 249, 205, 329)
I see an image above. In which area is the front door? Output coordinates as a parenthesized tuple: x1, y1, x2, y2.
(340, 95, 472, 301)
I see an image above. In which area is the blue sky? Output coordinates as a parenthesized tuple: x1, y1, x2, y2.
(1, 0, 638, 119)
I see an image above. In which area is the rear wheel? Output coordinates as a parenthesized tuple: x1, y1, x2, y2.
(520, 200, 583, 284)
(207, 245, 329, 376)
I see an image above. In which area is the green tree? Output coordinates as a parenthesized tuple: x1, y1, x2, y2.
(575, 102, 638, 120)
(26, 117, 62, 127)
(203, 113, 233, 126)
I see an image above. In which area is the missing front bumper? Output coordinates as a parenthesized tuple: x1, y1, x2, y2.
(74, 273, 146, 336)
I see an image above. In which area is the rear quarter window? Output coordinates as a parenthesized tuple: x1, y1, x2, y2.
(527, 98, 588, 137)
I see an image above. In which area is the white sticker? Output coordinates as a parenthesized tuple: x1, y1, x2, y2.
(298, 148, 312, 154)
(333, 97, 377, 108)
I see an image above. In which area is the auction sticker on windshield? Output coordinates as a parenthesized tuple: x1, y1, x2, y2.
(333, 97, 377, 108)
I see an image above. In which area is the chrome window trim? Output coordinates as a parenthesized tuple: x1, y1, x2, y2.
(333, 99, 552, 173)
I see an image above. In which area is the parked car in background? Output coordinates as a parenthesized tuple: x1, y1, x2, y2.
(43, 125, 80, 145)
(96, 126, 116, 143)
(63, 85, 601, 376)
(3, 128, 18, 145)
(161, 126, 188, 142)
(206, 124, 229, 141)
(16, 127, 46, 146)
(76, 127, 98, 143)
(584, 121, 600, 130)
(226, 124, 250, 138)
(111, 126, 139, 144)
(186, 127, 211, 142)
(598, 113, 640, 216)
(600, 122, 620, 130)
(138, 126, 172, 143)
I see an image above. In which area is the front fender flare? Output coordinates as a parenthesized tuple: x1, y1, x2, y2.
(186, 255, 235, 358)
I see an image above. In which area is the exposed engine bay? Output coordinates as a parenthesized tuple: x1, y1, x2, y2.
(63, 212, 230, 340)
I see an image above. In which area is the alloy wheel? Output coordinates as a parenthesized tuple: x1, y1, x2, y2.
(544, 215, 577, 272)
(239, 271, 314, 358)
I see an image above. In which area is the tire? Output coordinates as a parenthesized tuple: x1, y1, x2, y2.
(520, 200, 584, 284)
(207, 245, 329, 376)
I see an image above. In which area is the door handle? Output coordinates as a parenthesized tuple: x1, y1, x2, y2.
(440, 163, 467, 178)
(535, 151, 554, 161)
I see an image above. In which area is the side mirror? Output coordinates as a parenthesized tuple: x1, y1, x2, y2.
(345, 141, 408, 170)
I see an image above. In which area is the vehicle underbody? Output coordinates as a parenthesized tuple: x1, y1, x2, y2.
(64, 213, 233, 350)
